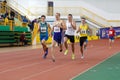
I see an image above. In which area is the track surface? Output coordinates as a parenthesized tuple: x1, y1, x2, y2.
(0, 39, 120, 80)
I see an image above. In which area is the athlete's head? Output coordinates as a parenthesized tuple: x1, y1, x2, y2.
(110, 26, 113, 30)
(55, 13, 60, 20)
(81, 17, 86, 24)
(68, 14, 73, 21)
(41, 15, 46, 22)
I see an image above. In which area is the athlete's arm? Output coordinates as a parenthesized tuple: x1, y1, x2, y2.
(53, 22, 57, 27)
(88, 25, 92, 36)
(59, 20, 66, 30)
(51, 23, 54, 37)
(114, 30, 116, 37)
(62, 20, 67, 30)
(71, 21, 76, 30)
(37, 23, 40, 33)
(76, 26, 81, 33)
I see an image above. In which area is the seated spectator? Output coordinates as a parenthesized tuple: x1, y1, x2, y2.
(23, 16, 28, 23)
(9, 15, 14, 21)
(20, 32, 28, 46)
(22, 16, 28, 27)
(28, 21, 32, 31)
(4, 11, 9, 18)
(10, 10, 15, 18)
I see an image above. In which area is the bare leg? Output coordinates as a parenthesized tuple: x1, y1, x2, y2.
(64, 37, 68, 50)
(51, 40, 56, 62)
(41, 40, 48, 52)
(109, 39, 112, 48)
(71, 43, 75, 53)
(64, 37, 68, 55)
(71, 42, 75, 60)
(41, 40, 48, 58)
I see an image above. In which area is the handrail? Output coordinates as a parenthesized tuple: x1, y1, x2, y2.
(4, 0, 120, 27)
(80, 7, 120, 27)
(6, 0, 35, 19)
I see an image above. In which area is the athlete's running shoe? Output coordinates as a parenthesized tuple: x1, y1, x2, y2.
(43, 49, 48, 59)
(64, 49, 68, 55)
(72, 53, 75, 60)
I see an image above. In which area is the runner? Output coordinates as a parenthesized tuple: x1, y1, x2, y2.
(51, 13, 66, 62)
(64, 14, 76, 60)
(76, 17, 91, 59)
(38, 15, 51, 59)
(108, 26, 116, 48)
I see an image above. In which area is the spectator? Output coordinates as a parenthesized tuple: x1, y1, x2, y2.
(4, 10, 8, 17)
(10, 10, 15, 18)
(4, 15, 9, 25)
(23, 16, 28, 23)
(31, 19, 37, 31)
(20, 32, 28, 46)
(28, 21, 32, 31)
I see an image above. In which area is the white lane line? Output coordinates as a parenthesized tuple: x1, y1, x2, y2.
(21, 62, 73, 80)
(22, 46, 108, 80)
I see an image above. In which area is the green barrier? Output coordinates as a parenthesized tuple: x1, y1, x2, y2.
(13, 26, 28, 32)
(0, 31, 32, 46)
(0, 25, 10, 31)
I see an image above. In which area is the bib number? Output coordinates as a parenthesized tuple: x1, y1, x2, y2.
(81, 30, 87, 34)
(109, 31, 113, 34)
(54, 27, 60, 32)
(41, 27, 46, 33)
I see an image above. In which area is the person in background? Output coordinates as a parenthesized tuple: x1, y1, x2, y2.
(20, 32, 28, 46)
(23, 16, 28, 23)
(108, 26, 116, 48)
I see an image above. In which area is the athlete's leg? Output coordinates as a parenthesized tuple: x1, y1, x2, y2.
(51, 39, 56, 62)
(80, 37, 84, 59)
(71, 42, 75, 60)
(84, 39, 88, 50)
(59, 44, 63, 52)
(41, 39, 48, 52)
(70, 36, 75, 60)
(64, 36, 68, 55)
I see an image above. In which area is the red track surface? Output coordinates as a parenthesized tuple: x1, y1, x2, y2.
(0, 39, 120, 80)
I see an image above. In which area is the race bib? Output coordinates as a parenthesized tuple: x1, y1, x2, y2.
(41, 27, 46, 32)
(68, 26, 72, 30)
(109, 31, 113, 34)
(54, 27, 60, 32)
(81, 30, 87, 34)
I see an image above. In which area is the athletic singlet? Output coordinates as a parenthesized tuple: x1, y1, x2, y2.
(40, 22, 48, 36)
(79, 23, 88, 37)
(65, 20, 75, 36)
(53, 21, 63, 35)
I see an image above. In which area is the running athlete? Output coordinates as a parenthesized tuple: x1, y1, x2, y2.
(64, 14, 76, 60)
(38, 15, 51, 59)
(51, 13, 66, 62)
(76, 17, 91, 59)
(108, 26, 116, 48)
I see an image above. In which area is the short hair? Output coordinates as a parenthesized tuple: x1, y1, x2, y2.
(41, 15, 46, 19)
(68, 14, 73, 17)
(56, 13, 60, 16)
(81, 17, 86, 20)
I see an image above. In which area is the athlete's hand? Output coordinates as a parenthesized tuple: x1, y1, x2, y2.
(57, 23, 62, 28)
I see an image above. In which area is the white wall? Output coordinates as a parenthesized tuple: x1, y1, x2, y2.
(84, 0, 120, 14)
(7, 0, 120, 21)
